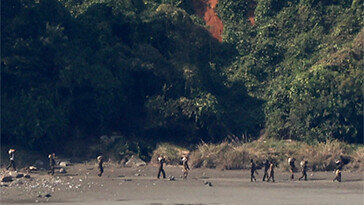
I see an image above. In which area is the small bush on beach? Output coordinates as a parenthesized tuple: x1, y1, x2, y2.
(346, 147, 364, 171)
(296, 140, 354, 171)
(151, 143, 189, 165)
(189, 142, 252, 169)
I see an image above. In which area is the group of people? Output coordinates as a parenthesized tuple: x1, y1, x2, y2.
(287, 157, 308, 181)
(156, 155, 190, 179)
(251, 159, 276, 182)
(5, 149, 344, 182)
(250, 157, 344, 182)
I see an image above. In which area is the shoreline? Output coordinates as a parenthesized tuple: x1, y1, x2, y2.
(1, 164, 363, 204)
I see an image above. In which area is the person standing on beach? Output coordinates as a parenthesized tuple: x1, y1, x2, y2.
(299, 161, 308, 181)
(157, 156, 166, 179)
(48, 153, 56, 175)
(333, 160, 343, 182)
(6, 149, 16, 171)
(97, 156, 104, 177)
(267, 161, 275, 182)
(262, 159, 270, 181)
(250, 159, 258, 182)
(182, 156, 190, 179)
(288, 157, 296, 180)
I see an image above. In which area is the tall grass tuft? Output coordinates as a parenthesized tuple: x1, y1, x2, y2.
(346, 147, 364, 171)
(189, 139, 362, 171)
(151, 143, 189, 165)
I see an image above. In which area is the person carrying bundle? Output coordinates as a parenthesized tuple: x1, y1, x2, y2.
(250, 159, 258, 182)
(298, 160, 308, 181)
(267, 161, 275, 182)
(288, 157, 296, 180)
(262, 159, 270, 181)
(6, 149, 16, 171)
(97, 156, 104, 177)
(48, 153, 56, 175)
(181, 156, 190, 179)
(157, 156, 166, 179)
(333, 159, 343, 182)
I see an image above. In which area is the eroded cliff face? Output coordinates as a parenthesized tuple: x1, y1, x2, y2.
(192, 0, 223, 42)
(192, 0, 256, 42)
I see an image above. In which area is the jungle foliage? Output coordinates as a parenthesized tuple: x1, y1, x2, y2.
(1, 0, 363, 155)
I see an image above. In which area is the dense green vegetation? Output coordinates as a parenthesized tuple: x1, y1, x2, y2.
(2, 0, 363, 157)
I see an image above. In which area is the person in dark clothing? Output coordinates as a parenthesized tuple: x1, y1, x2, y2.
(48, 153, 56, 175)
(299, 161, 308, 181)
(6, 149, 16, 171)
(157, 156, 166, 179)
(333, 160, 343, 182)
(182, 156, 190, 179)
(97, 156, 104, 177)
(288, 157, 296, 180)
(262, 159, 270, 181)
(250, 159, 258, 182)
(267, 161, 275, 182)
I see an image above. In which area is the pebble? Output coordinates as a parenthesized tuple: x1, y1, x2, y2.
(204, 181, 213, 187)
(168, 176, 175, 181)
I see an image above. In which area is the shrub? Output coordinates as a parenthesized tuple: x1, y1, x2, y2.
(151, 143, 189, 165)
(189, 139, 360, 171)
(346, 146, 364, 171)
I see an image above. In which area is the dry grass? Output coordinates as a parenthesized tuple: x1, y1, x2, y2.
(189, 142, 251, 169)
(295, 140, 352, 171)
(346, 147, 364, 171)
(189, 139, 362, 171)
(151, 143, 189, 165)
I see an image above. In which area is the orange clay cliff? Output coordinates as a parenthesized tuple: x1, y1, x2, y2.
(193, 0, 224, 42)
(192, 0, 256, 42)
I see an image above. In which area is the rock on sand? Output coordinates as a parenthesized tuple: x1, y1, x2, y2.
(59, 161, 70, 167)
(1, 176, 13, 182)
(125, 155, 146, 167)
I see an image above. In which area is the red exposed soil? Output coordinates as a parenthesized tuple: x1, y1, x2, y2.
(193, 0, 224, 42)
(192, 0, 256, 42)
(247, 1, 256, 26)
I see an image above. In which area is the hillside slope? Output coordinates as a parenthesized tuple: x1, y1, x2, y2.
(1, 0, 363, 156)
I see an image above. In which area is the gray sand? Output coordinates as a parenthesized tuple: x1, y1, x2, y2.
(1, 164, 363, 204)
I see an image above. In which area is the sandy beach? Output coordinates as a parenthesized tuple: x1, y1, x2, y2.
(1, 163, 363, 205)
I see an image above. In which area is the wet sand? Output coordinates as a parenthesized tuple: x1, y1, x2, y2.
(1, 163, 363, 204)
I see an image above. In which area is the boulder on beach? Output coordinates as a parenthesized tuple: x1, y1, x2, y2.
(59, 161, 70, 167)
(168, 176, 175, 181)
(27, 166, 38, 172)
(1, 176, 13, 182)
(15, 173, 24, 178)
(125, 155, 146, 167)
(204, 181, 213, 187)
